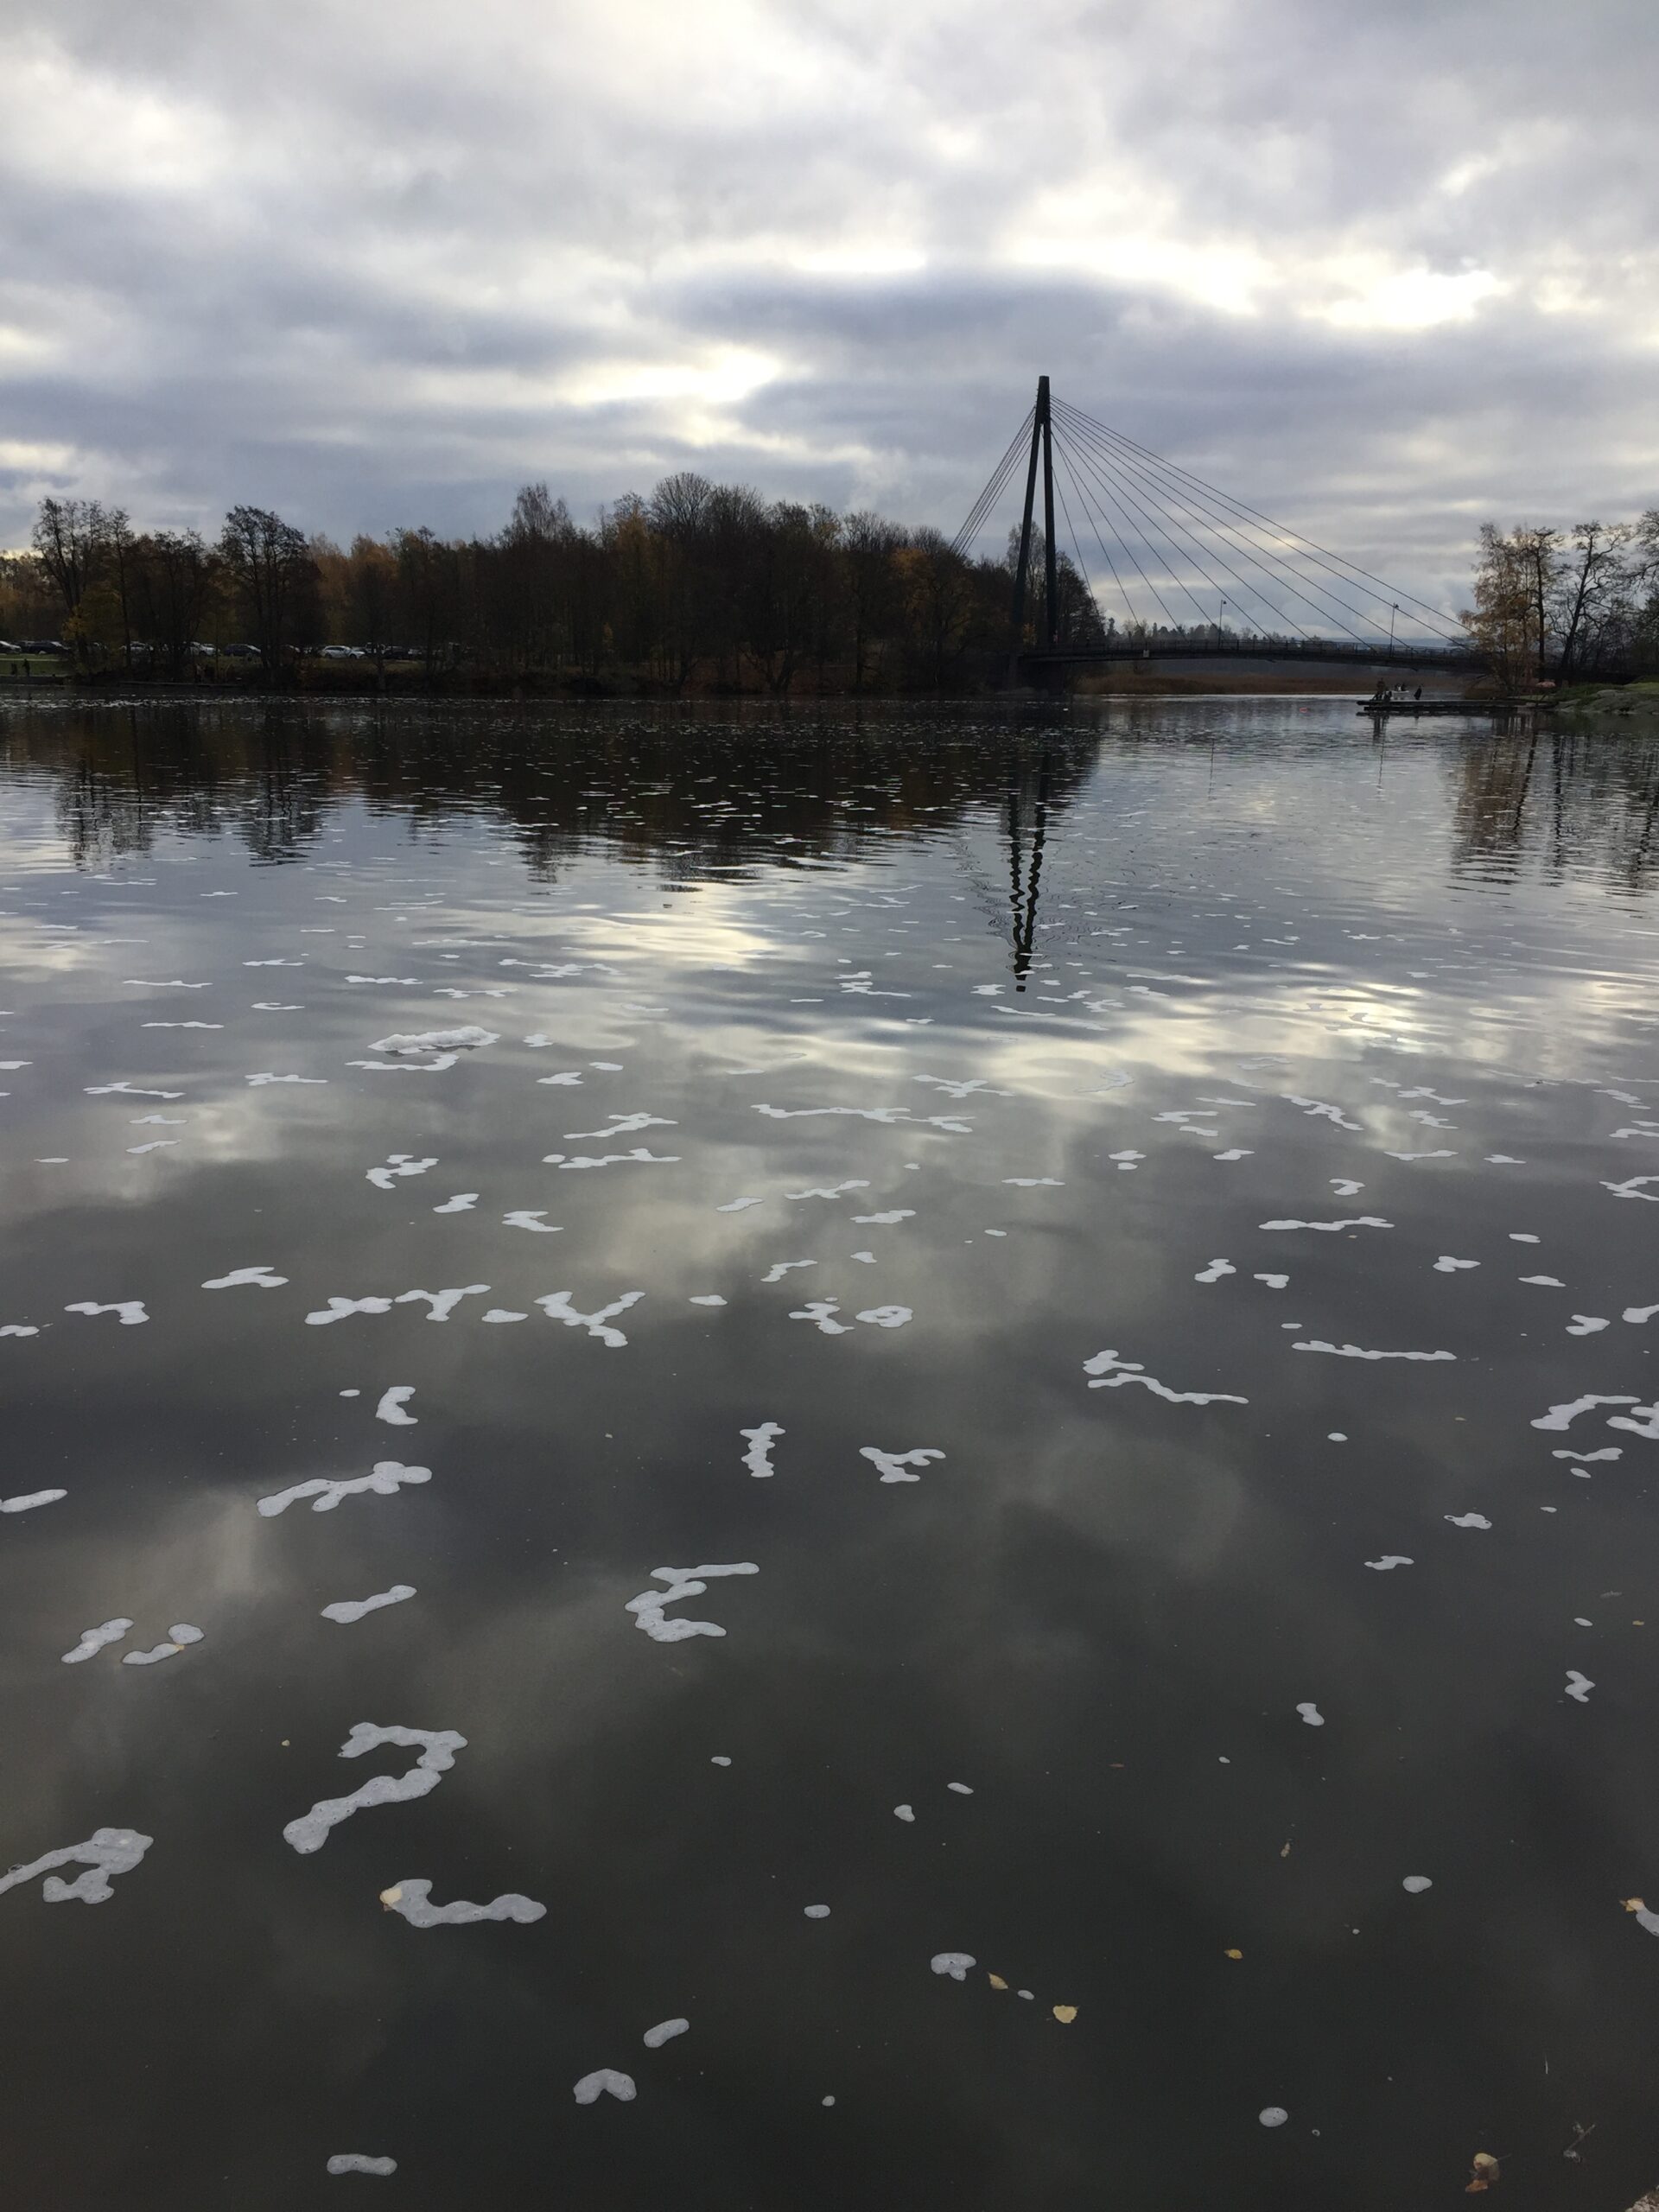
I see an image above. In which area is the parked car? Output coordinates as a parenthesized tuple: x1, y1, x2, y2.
(19, 639, 69, 655)
(217, 643, 262, 658)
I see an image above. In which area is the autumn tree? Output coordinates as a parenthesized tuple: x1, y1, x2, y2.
(219, 506, 316, 675)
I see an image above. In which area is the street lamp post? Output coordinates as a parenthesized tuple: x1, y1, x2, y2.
(1389, 603, 1398, 661)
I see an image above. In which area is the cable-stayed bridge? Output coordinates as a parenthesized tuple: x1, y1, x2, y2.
(956, 377, 1482, 677)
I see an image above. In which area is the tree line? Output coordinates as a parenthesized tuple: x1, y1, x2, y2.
(1460, 516, 1659, 688)
(3, 481, 1109, 693)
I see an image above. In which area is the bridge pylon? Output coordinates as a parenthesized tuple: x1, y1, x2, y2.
(1008, 375, 1058, 668)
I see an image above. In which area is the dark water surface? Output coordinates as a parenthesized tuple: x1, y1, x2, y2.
(2, 698, 1657, 2210)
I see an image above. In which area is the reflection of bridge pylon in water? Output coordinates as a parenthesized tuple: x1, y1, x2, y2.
(1007, 752, 1051, 991)
(957, 376, 1479, 678)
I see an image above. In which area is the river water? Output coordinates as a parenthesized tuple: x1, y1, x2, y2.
(1, 696, 1656, 2210)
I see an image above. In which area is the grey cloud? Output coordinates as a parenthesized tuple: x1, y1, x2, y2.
(3, 0, 1655, 607)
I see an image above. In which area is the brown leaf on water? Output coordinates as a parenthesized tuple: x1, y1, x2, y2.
(988, 1974, 1007, 1990)
(1224, 1948, 1243, 1960)
(1052, 2005, 1077, 2024)
(1621, 1897, 1646, 1912)
(378, 1885, 404, 1908)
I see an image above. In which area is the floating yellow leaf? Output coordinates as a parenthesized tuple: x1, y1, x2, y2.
(378, 1885, 404, 1908)
(1621, 1897, 1647, 1912)
(988, 1974, 1007, 1989)
(1224, 1948, 1243, 1960)
(1052, 2005, 1077, 2024)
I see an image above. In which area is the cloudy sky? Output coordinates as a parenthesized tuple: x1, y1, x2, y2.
(3, 0, 1655, 609)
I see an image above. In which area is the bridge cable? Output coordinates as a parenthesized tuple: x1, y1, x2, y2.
(1048, 454, 1098, 629)
(1054, 401, 1405, 642)
(950, 406, 1035, 560)
(1057, 417, 1309, 641)
(1054, 401, 1382, 643)
(1052, 431, 1185, 628)
(1054, 397, 1466, 639)
(1052, 415, 1314, 642)
(1052, 442, 1141, 630)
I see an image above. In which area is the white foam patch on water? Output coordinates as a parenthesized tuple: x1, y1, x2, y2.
(1604, 1175, 1659, 1201)
(1532, 1394, 1642, 1431)
(856, 1305, 912, 1328)
(432, 1193, 478, 1213)
(1005, 1177, 1063, 1188)
(1084, 1350, 1248, 1405)
(789, 1182, 870, 1201)
(1624, 1305, 1659, 1325)
(1294, 1341, 1454, 1361)
(716, 1196, 764, 1213)
(1109, 1151, 1144, 1169)
(1434, 1256, 1479, 1272)
(1522, 1274, 1566, 1287)
(947, 1782, 974, 1795)
(860, 1446, 945, 1484)
(554, 1148, 680, 1170)
(62, 1617, 134, 1662)
(123, 1624, 204, 1666)
(1260, 1217, 1393, 1233)
(366, 1154, 437, 1191)
(894, 1804, 915, 1821)
(397, 1286, 490, 1321)
(307, 1296, 394, 1325)
(379, 1878, 544, 1926)
(1554, 1447, 1621, 1462)
(327, 2154, 397, 2176)
(372, 1027, 498, 1054)
(1446, 1513, 1492, 1529)
(258, 1462, 431, 1517)
(689, 1294, 727, 1306)
(851, 1210, 914, 1225)
(804, 1903, 830, 1918)
(1195, 1260, 1236, 1283)
(504, 1211, 562, 1233)
(0, 1325, 40, 1338)
(2, 1489, 66, 1513)
(349, 1053, 460, 1073)
(0, 1827, 152, 1904)
(375, 1387, 416, 1425)
(66, 1300, 149, 1325)
(1214, 1149, 1253, 1161)
(643, 2018, 689, 2048)
(1330, 1179, 1364, 1196)
(1386, 1148, 1458, 1162)
(1259, 2107, 1289, 2128)
(741, 1422, 784, 1478)
(248, 1072, 327, 1086)
(323, 1585, 416, 1624)
(1296, 1702, 1325, 1726)
(1364, 1556, 1414, 1571)
(762, 1260, 815, 1284)
(203, 1266, 287, 1290)
(535, 1071, 584, 1086)
(1255, 1273, 1288, 1288)
(1567, 1316, 1611, 1336)
(791, 1300, 849, 1335)
(1402, 1875, 1433, 1892)
(1565, 1671, 1595, 1703)
(573, 2070, 636, 2104)
(753, 1103, 970, 1135)
(283, 1723, 467, 1853)
(143, 1020, 220, 1029)
(127, 1141, 177, 1154)
(626, 1562, 759, 1643)
(1282, 1094, 1364, 1130)
(916, 1076, 1007, 1098)
(535, 1290, 644, 1345)
(481, 1308, 527, 1323)
(564, 1113, 677, 1140)
(931, 1953, 975, 1980)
